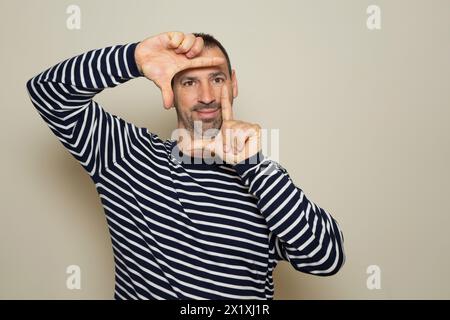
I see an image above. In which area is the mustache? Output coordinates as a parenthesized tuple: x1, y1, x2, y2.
(192, 103, 221, 112)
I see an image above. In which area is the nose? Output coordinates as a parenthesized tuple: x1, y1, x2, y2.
(198, 82, 216, 105)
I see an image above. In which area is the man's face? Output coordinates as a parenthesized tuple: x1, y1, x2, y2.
(172, 46, 238, 138)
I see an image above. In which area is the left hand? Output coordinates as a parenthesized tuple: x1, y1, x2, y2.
(187, 85, 262, 165)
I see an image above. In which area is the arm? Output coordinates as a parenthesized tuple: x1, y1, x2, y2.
(26, 43, 142, 178)
(185, 84, 345, 275)
(26, 32, 226, 179)
(234, 152, 346, 276)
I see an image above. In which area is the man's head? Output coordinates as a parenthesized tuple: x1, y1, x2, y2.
(171, 33, 238, 138)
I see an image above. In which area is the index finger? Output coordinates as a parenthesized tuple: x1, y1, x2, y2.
(221, 85, 233, 121)
(181, 56, 226, 71)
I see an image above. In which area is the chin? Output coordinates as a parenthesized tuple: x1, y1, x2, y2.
(203, 124, 221, 137)
(189, 118, 221, 136)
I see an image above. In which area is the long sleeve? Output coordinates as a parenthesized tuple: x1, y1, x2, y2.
(26, 42, 142, 179)
(234, 151, 346, 276)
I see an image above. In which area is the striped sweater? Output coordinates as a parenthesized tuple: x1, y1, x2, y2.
(26, 42, 345, 300)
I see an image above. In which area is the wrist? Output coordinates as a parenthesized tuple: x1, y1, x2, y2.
(122, 42, 143, 78)
(133, 41, 144, 76)
(233, 150, 265, 177)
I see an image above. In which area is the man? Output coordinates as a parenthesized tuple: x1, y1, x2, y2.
(26, 31, 345, 300)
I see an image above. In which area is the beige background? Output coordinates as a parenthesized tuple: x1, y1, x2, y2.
(1, 0, 449, 299)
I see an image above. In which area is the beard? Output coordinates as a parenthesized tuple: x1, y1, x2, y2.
(175, 102, 223, 139)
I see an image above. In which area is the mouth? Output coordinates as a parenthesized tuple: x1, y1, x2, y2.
(195, 108, 220, 120)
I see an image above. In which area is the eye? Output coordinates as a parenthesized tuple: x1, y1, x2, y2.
(182, 80, 195, 87)
(213, 77, 225, 84)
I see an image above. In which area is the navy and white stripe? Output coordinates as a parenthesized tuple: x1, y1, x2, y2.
(26, 42, 345, 300)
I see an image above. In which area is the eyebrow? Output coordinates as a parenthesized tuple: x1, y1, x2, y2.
(179, 71, 227, 83)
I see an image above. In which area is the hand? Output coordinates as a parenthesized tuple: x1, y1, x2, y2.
(187, 85, 262, 165)
(135, 31, 226, 109)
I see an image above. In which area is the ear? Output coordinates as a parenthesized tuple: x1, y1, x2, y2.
(231, 69, 238, 99)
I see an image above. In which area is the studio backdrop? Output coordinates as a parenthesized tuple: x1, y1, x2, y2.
(1, 0, 449, 299)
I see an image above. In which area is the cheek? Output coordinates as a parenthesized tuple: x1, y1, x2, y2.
(214, 86, 223, 99)
(175, 89, 197, 109)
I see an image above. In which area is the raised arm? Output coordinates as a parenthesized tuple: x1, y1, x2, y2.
(234, 155, 346, 276)
(26, 43, 142, 178)
(26, 32, 226, 178)
(187, 83, 346, 276)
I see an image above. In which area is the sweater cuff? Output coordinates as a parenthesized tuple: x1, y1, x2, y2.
(233, 150, 266, 177)
(126, 42, 142, 78)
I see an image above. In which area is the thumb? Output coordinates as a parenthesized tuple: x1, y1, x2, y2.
(160, 84, 174, 109)
(179, 56, 226, 73)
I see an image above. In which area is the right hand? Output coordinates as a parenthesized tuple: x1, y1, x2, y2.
(134, 31, 226, 109)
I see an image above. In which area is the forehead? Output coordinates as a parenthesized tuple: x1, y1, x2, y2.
(174, 46, 229, 80)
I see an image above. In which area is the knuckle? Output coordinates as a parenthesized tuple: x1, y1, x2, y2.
(196, 36, 204, 47)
